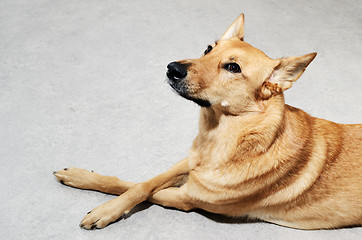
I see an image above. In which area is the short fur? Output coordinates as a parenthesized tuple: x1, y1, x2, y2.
(54, 14, 362, 230)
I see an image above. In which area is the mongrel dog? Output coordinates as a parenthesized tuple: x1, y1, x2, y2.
(54, 14, 362, 230)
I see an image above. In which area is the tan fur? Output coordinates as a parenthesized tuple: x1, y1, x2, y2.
(54, 14, 362, 230)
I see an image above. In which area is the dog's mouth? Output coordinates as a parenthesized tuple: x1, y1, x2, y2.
(166, 77, 211, 108)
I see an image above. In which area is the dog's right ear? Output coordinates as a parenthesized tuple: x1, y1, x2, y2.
(220, 13, 244, 41)
(259, 52, 317, 100)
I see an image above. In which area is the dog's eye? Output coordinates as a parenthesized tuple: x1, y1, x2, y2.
(204, 45, 213, 55)
(224, 63, 241, 73)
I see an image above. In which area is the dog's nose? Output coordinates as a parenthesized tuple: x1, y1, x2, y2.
(167, 62, 188, 81)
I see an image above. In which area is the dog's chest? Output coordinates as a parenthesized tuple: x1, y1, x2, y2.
(187, 126, 247, 187)
(189, 126, 234, 166)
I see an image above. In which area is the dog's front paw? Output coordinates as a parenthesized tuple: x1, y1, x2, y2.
(80, 198, 127, 230)
(53, 167, 98, 189)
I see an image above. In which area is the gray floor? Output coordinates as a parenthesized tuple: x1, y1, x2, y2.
(1, 0, 361, 239)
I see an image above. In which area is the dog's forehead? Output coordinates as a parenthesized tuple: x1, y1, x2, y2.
(216, 40, 271, 61)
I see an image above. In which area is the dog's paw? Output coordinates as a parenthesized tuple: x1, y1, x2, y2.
(80, 198, 129, 230)
(53, 167, 98, 189)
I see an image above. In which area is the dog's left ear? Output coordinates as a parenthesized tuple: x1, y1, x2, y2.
(220, 13, 244, 41)
(260, 52, 317, 99)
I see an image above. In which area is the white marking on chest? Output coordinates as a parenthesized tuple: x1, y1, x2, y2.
(221, 100, 229, 107)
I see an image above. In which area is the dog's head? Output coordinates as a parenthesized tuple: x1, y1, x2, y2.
(167, 14, 316, 114)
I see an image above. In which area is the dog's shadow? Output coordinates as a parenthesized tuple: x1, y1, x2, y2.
(126, 202, 362, 229)
(126, 201, 261, 225)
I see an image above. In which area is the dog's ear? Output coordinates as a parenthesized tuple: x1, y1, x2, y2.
(259, 52, 317, 99)
(220, 13, 244, 41)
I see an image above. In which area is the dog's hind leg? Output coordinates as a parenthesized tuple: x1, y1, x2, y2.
(53, 167, 136, 195)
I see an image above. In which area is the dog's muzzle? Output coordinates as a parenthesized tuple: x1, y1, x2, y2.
(166, 61, 211, 108)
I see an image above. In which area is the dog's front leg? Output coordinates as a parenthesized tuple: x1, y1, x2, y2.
(54, 167, 136, 195)
(148, 186, 194, 211)
(79, 158, 190, 229)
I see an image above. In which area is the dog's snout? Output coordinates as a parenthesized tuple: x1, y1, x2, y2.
(167, 62, 188, 81)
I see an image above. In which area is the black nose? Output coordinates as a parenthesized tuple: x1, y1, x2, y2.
(167, 62, 188, 81)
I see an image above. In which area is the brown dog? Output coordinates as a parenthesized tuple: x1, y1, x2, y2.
(54, 14, 362, 230)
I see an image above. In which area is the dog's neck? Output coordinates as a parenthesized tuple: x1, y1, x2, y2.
(197, 94, 286, 156)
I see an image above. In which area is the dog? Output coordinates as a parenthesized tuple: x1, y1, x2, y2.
(54, 14, 362, 230)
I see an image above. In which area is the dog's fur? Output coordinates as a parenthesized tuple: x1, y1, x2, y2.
(54, 14, 362, 230)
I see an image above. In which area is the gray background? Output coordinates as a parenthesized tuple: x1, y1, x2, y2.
(1, 0, 361, 239)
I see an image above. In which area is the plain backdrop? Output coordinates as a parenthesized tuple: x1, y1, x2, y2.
(0, 0, 361, 239)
